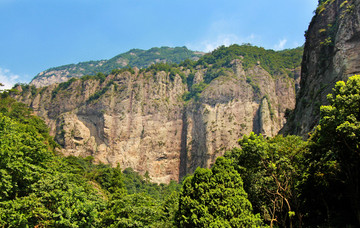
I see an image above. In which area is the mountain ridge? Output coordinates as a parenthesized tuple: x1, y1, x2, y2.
(30, 46, 205, 88)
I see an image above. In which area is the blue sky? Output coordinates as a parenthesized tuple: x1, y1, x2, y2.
(0, 0, 317, 89)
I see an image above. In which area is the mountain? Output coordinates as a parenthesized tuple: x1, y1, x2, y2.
(5, 1, 360, 226)
(14, 44, 302, 183)
(30, 46, 204, 88)
(282, 0, 360, 136)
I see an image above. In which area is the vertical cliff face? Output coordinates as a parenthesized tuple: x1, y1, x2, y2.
(15, 51, 299, 183)
(283, 0, 360, 136)
(182, 62, 298, 175)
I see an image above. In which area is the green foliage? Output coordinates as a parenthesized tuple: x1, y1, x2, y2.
(182, 82, 208, 102)
(177, 156, 263, 227)
(0, 114, 52, 200)
(246, 76, 261, 96)
(198, 44, 302, 77)
(15, 83, 38, 96)
(204, 67, 228, 84)
(225, 133, 307, 228)
(179, 58, 197, 69)
(0, 96, 58, 150)
(0, 97, 180, 227)
(102, 193, 167, 227)
(52, 77, 78, 98)
(302, 75, 360, 226)
(81, 72, 107, 82)
(0, 113, 106, 227)
(86, 80, 114, 104)
(316, 0, 335, 15)
(110, 65, 136, 75)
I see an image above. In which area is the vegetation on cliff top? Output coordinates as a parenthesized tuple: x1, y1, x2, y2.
(21, 44, 303, 104)
(197, 44, 302, 75)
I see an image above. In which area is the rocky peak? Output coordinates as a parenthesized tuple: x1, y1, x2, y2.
(282, 0, 360, 136)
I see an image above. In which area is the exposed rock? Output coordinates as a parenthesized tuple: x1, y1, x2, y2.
(15, 58, 299, 183)
(283, 0, 360, 136)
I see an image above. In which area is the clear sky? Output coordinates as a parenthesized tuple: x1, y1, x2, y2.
(0, 0, 317, 89)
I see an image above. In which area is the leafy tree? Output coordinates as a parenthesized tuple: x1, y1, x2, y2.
(0, 113, 106, 227)
(225, 133, 307, 228)
(303, 75, 360, 226)
(177, 156, 263, 227)
(0, 113, 52, 201)
(102, 193, 166, 228)
(0, 94, 181, 227)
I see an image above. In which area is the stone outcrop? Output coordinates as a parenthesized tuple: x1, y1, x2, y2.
(283, 0, 360, 136)
(15, 59, 299, 183)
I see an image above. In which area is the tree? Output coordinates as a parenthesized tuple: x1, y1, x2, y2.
(102, 193, 165, 228)
(177, 156, 263, 227)
(225, 133, 307, 228)
(304, 75, 360, 226)
(0, 113, 106, 227)
(0, 113, 52, 201)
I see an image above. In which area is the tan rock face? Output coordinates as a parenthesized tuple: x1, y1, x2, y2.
(283, 0, 360, 136)
(15, 61, 298, 183)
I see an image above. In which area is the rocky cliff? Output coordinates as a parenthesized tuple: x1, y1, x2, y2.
(15, 45, 301, 183)
(283, 0, 360, 136)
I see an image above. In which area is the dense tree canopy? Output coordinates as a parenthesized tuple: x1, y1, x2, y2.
(0, 95, 180, 227)
(225, 134, 307, 228)
(177, 156, 263, 227)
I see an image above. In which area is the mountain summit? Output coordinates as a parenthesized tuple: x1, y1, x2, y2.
(30, 46, 204, 87)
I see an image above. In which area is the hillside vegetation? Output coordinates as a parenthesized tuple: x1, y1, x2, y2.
(36, 44, 302, 102)
(2, 74, 360, 227)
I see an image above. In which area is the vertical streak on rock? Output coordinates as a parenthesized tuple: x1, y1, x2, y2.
(109, 85, 117, 155)
(179, 108, 188, 181)
(127, 76, 134, 137)
(252, 107, 261, 135)
(259, 97, 272, 137)
(189, 103, 208, 172)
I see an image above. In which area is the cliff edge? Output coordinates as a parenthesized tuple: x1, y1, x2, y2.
(283, 0, 360, 136)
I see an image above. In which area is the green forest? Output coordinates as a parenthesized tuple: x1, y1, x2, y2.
(1, 67, 360, 227)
